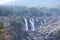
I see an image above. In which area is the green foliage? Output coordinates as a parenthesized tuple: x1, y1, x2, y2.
(0, 24, 3, 29)
(0, 6, 60, 17)
(50, 30, 60, 40)
(0, 22, 4, 40)
(0, 34, 3, 40)
(10, 20, 25, 32)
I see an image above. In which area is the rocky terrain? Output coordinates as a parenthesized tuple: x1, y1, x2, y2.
(0, 14, 59, 40)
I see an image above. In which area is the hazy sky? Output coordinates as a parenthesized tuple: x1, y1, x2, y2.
(0, 0, 60, 7)
(0, 0, 15, 4)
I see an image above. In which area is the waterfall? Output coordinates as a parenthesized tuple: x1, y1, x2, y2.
(24, 18, 28, 31)
(44, 19, 46, 24)
(29, 18, 35, 31)
(3, 22, 10, 27)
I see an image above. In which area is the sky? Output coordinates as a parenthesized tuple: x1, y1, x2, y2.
(0, 0, 60, 7)
(0, 0, 15, 4)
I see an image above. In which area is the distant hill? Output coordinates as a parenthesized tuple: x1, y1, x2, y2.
(0, 6, 60, 17)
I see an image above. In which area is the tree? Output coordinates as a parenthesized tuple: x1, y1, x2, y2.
(53, 30, 60, 40)
(0, 23, 4, 40)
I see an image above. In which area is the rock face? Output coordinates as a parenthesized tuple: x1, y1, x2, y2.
(16, 31, 45, 40)
(4, 34, 12, 40)
(0, 15, 60, 40)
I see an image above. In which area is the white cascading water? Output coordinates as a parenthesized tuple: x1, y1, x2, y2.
(44, 19, 46, 24)
(29, 18, 35, 31)
(3, 22, 6, 27)
(24, 18, 28, 31)
(3, 22, 10, 27)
